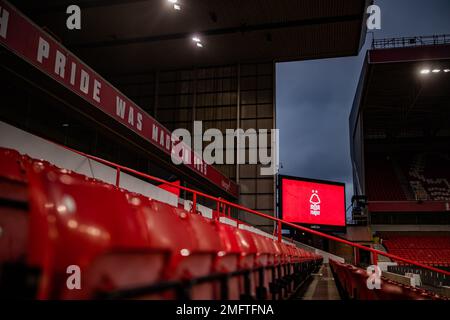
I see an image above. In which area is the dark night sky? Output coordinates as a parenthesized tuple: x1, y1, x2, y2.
(276, 0, 450, 218)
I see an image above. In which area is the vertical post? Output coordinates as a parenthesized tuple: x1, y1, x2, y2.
(354, 247, 360, 266)
(216, 201, 220, 220)
(115, 167, 121, 187)
(277, 221, 282, 242)
(228, 206, 231, 218)
(372, 252, 378, 266)
(192, 193, 197, 214)
(272, 62, 277, 234)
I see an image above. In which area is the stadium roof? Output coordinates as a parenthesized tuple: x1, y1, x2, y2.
(350, 35, 450, 144)
(1, 0, 371, 199)
(12, 0, 370, 73)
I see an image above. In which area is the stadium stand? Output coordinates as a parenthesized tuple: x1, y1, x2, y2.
(349, 35, 450, 299)
(330, 260, 448, 300)
(381, 234, 450, 267)
(365, 152, 450, 201)
(0, 147, 322, 300)
(406, 153, 450, 201)
(364, 154, 407, 201)
(387, 264, 450, 288)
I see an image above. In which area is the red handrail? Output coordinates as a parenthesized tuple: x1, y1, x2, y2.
(58, 143, 450, 277)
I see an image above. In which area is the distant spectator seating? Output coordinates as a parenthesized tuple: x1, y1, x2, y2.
(407, 153, 450, 201)
(365, 152, 450, 201)
(0, 147, 322, 300)
(330, 260, 447, 300)
(382, 235, 450, 267)
(388, 265, 450, 287)
(365, 154, 407, 201)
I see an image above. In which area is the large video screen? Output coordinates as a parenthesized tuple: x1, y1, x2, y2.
(280, 176, 346, 227)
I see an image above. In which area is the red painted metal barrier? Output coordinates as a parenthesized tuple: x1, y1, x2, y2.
(50, 143, 450, 277)
(330, 260, 447, 300)
(0, 147, 323, 299)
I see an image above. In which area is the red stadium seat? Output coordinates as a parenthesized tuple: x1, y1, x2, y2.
(212, 222, 242, 299)
(28, 166, 174, 299)
(251, 234, 274, 299)
(0, 147, 324, 300)
(235, 228, 257, 299)
(382, 234, 450, 266)
(329, 260, 447, 301)
(176, 211, 222, 299)
(0, 148, 27, 183)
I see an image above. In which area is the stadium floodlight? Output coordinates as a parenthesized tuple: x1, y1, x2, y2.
(168, 0, 180, 10)
(420, 69, 430, 74)
(432, 69, 441, 73)
(444, 69, 450, 73)
(180, 248, 190, 256)
(192, 36, 204, 48)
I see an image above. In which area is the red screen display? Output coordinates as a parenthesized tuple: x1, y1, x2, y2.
(281, 177, 346, 227)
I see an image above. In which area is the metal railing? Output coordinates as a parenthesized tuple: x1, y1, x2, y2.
(372, 34, 450, 50)
(388, 265, 450, 287)
(58, 143, 450, 277)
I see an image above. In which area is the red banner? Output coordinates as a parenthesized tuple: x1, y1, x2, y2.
(369, 45, 450, 64)
(0, 0, 238, 197)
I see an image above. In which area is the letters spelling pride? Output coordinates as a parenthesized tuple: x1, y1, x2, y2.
(0, 1, 236, 197)
(36, 38, 144, 133)
(37, 38, 102, 103)
(0, 3, 143, 133)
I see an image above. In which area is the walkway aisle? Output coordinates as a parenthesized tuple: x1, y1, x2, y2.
(295, 263, 341, 300)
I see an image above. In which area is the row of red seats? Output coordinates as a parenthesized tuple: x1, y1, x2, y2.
(383, 236, 450, 266)
(329, 260, 447, 300)
(387, 249, 450, 266)
(383, 236, 450, 249)
(0, 147, 322, 300)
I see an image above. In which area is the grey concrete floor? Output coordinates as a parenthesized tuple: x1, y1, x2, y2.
(295, 264, 341, 300)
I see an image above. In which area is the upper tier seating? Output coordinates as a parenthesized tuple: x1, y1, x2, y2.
(365, 152, 450, 201)
(406, 153, 450, 201)
(382, 235, 450, 267)
(0, 147, 322, 300)
(365, 154, 407, 201)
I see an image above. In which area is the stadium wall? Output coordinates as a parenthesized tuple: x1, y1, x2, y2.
(0, 121, 178, 207)
(110, 63, 277, 230)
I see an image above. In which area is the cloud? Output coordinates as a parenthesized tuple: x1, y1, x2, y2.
(276, 56, 364, 210)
